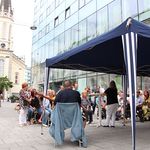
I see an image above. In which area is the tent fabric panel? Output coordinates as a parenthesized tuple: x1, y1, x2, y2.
(131, 19, 150, 38)
(46, 19, 129, 68)
(46, 18, 150, 69)
(137, 36, 150, 76)
(47, 37, 125, 75)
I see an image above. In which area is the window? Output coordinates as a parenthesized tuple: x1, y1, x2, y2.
(58, 33, 65, 54)
(97, 0, 113, 10)
(54, 37, 59, 56)
(138, 0, 150, 13)
(54, 16, 59, 27)
(64, 29, 71, 51)
(122, 0, 138, 20)
(40, 0, 44, 8)
(87, 13, 96, 41)
(48, 40, 54, 58)
(71, 24, 79, 48)
(34, 6, 37, 15)
(97, 6, 108, 35)
(38, 30, 42, 39)
(97, 74, 109, 89)
(108, 0, 122, 29)
(39, 14, 43, 24)
(0, 59, 4, 76)
(65, 7, 71, 19)
(79, 0, 85, 8)
(45, 24, 50, 35)
(33, 20, 37, 26)
(55, 0, 60, 7)
(86, 0, 91, 4)
(79, 19, 87, 45)
(15, 72, 19, 84)
(46, 6, 51, 17)
(86, 75, 97, 90)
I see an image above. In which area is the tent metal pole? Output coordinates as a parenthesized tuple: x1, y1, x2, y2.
(44, 67, 50, 95)
(122, 32, 137, 150)
(122, 75, 127, 126)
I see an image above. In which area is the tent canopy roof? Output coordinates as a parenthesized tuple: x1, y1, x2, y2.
(46, 18, 150, 76)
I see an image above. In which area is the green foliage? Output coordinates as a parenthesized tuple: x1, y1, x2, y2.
(0, 76, 13, 93)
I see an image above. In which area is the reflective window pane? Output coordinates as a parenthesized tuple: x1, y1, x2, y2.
(79, 0, 85, 8)
(108, 0, 122, 29)
(64, 29, 71, 51)
(55, 0, 60, 8)
(65, 7, 71, 19)
(64, 69, 71, 78)
(122, 0, 138, 20)
(87, 13, 96, 41)
(97, 6, 108, 35)
(97, 74, 109, 89)
(54, 16, 59, 27)
(79, 19, 87, 45)
(39, 14, 43, 24)
(71, 24, 79, 49)
(78, 78, 86, 93)
(97, 0, 113, 10)
(142, 77, 150, 90)
(53, 37, 59, 56)
(138, 0, 150, 13)
(71, 0, 78, 15)
(86, 75, 97, 90)
(58, 33, 65, 54)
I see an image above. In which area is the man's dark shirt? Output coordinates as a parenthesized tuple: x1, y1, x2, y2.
(55, 89, 81, 105)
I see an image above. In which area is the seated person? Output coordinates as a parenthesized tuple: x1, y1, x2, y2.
(142, 90, 150, 120)
(81, 90, 93, 127)
(49, 80, 87, 147)
(38, 89, 55, 126)
(28, 89, 42, 124)
(136, 90, 144, 122)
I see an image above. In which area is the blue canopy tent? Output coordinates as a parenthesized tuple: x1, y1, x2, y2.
(45, 18, 150, 150)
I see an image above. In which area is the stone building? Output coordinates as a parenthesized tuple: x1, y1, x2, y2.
(0, 0, 26, 98)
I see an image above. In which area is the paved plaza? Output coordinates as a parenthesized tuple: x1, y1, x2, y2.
(0, 101, 150, 150)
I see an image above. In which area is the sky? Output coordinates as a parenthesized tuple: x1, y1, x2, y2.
(11, 0, 34, 67)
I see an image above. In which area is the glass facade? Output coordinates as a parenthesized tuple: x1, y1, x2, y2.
(32, 0, 150, 91)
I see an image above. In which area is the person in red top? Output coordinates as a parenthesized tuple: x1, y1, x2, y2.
(19, 82, 31, 126)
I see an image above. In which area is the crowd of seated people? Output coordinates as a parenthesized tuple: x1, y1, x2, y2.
(18, 81, 150, 128)
(18, 82, 56, 126)
(115, 89, 150, 122)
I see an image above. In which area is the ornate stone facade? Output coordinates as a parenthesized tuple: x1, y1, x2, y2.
(0, 0, 26, 98)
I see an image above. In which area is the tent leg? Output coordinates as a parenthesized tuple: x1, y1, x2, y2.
(122, 75, 127, 126)
(44, 67, 50, 95)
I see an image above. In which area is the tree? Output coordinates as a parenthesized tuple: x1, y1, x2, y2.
(0, 76, 13, 95)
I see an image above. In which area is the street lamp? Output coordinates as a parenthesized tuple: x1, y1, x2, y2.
(30, 25, 37, 30)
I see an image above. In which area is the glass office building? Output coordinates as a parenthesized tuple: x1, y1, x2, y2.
(31, 0, 150, 91)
